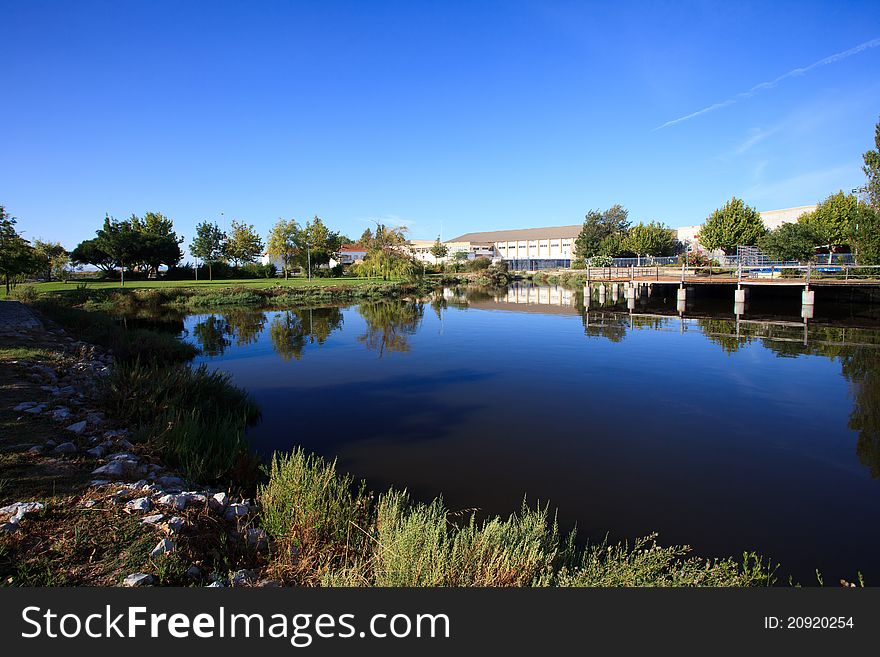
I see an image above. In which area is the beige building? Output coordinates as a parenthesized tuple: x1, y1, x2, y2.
(447, 225, 581, 269)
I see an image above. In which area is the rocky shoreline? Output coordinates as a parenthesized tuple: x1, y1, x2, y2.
(0, 306, 272, 587)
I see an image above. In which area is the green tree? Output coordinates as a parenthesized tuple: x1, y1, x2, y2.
(130, 211, 183, 276)
(849, 204, 880, 265)
(757, 222, 820, 262)
(430, 236, 448, 260)
(267, 218, 301, 279)
(95, 215, 142, 287)
(190, 221, 226, 280)
(621, 222, 678, 260)
(862, 115, 880, 209)
(299, 215, 343, 277)
(0, 206, 38, 295)
(799, 191, 859, 263)
(224, 219, 265, 267)
(31, 239, 69, 281)
(575, 205, 631, 259)
(699, 197, 766, 254)
(70, 238, 115, 273)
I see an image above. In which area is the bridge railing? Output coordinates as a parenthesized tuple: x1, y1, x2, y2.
(574, 263, 880, 283)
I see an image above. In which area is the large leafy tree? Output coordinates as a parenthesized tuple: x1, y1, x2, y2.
(190, 221, 226, 280)
(130, 211, 183, 275)
(757, 222, 819, 262)
(224, 219, 265, 266)
(354, 223, 414, 280)
(621, 222, 678, 259)
(267, 218, 301, 279)
(298, 215, 343, 277)
(70, 238, 115, 273)
(850, 204, 880, 265)
(699, 197, 766, 254)
(0, 206, 38, 295)
(798, 191, 859, 263)
(862, 115, 880, 209)
(31, 239, 69, 281)
(575, 204, 631, 259)
(95, 215, 142, 287)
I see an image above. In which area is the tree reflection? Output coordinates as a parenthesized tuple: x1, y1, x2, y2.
(697, 318, 753, 354)
(357, 300, 424, 356)
(191, 312, 267, 356)
(269, 307, 344, 361)
(842, 347, 880, 478)
(192, 315, 232, 357)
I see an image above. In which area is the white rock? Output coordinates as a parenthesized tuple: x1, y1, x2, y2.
(125, 497, 152, 513)
(13, 401, 38, 411)
(66, 420, 87, 434)
(123, 573, 154, 587)
(224, 503, 249, 521)
(28, 445, 44, 454)
(24, 404, 48, 414)
(209, 492, 229, 511)
(142, 514, 165, 526)
(167, 516, 186, 533)
(92, 461, 125, 478)
(52, 407, 72, 421)
(157, 475, 187, 491)
(156, 493, 187, 510)
(53, 441, 78, 455)
(86, 445, 106, 458)
(150, 538, 175, 558)
(185, 565, 201, 579)
(0, 501, 45, 522)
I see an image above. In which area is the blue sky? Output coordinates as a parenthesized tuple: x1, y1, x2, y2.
(2, 1, 879, 254)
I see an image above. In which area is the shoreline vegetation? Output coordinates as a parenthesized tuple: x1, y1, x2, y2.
(1, 282, 782, 586)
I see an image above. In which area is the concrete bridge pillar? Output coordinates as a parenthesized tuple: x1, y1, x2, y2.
(734, 301, 745, 316)
(734, 286, 748, 303)
(676, 286, 686, 302)
(802, 288, 815, 305)
(611, 284, 619, 302)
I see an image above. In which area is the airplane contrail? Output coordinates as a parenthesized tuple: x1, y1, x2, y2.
(656, 37, 880, 130)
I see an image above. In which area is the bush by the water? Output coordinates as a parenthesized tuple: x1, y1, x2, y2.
(102, 361, 261, 485)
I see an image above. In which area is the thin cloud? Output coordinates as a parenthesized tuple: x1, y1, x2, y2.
(656, 37, 880, 130)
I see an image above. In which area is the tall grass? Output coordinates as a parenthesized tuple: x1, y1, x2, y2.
(102, 361, 261, 485)
(259, 450, 776, 587)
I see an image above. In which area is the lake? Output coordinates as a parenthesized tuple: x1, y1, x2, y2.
(174, 283, 880, 584)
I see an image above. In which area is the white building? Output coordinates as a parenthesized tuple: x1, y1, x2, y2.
(446, 225, 581, 269)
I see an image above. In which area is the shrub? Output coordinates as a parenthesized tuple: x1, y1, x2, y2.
(9, 284, 38, 302)
(259, 449, 372, 583)
(102, 361, 261, 485)
(589, 255, 613, 268)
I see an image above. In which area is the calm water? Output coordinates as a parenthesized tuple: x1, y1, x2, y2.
(172, 284, 880, 584)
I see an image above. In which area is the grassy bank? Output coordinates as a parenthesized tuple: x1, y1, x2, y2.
(258, 449, 775, 587)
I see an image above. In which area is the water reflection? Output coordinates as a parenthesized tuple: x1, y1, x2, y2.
(190, 312, 267, 357)
(357, 299, 424, 356)
(269, 307, 344, 361)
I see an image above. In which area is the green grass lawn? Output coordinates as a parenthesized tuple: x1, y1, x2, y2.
(5, 276, 402, 298)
